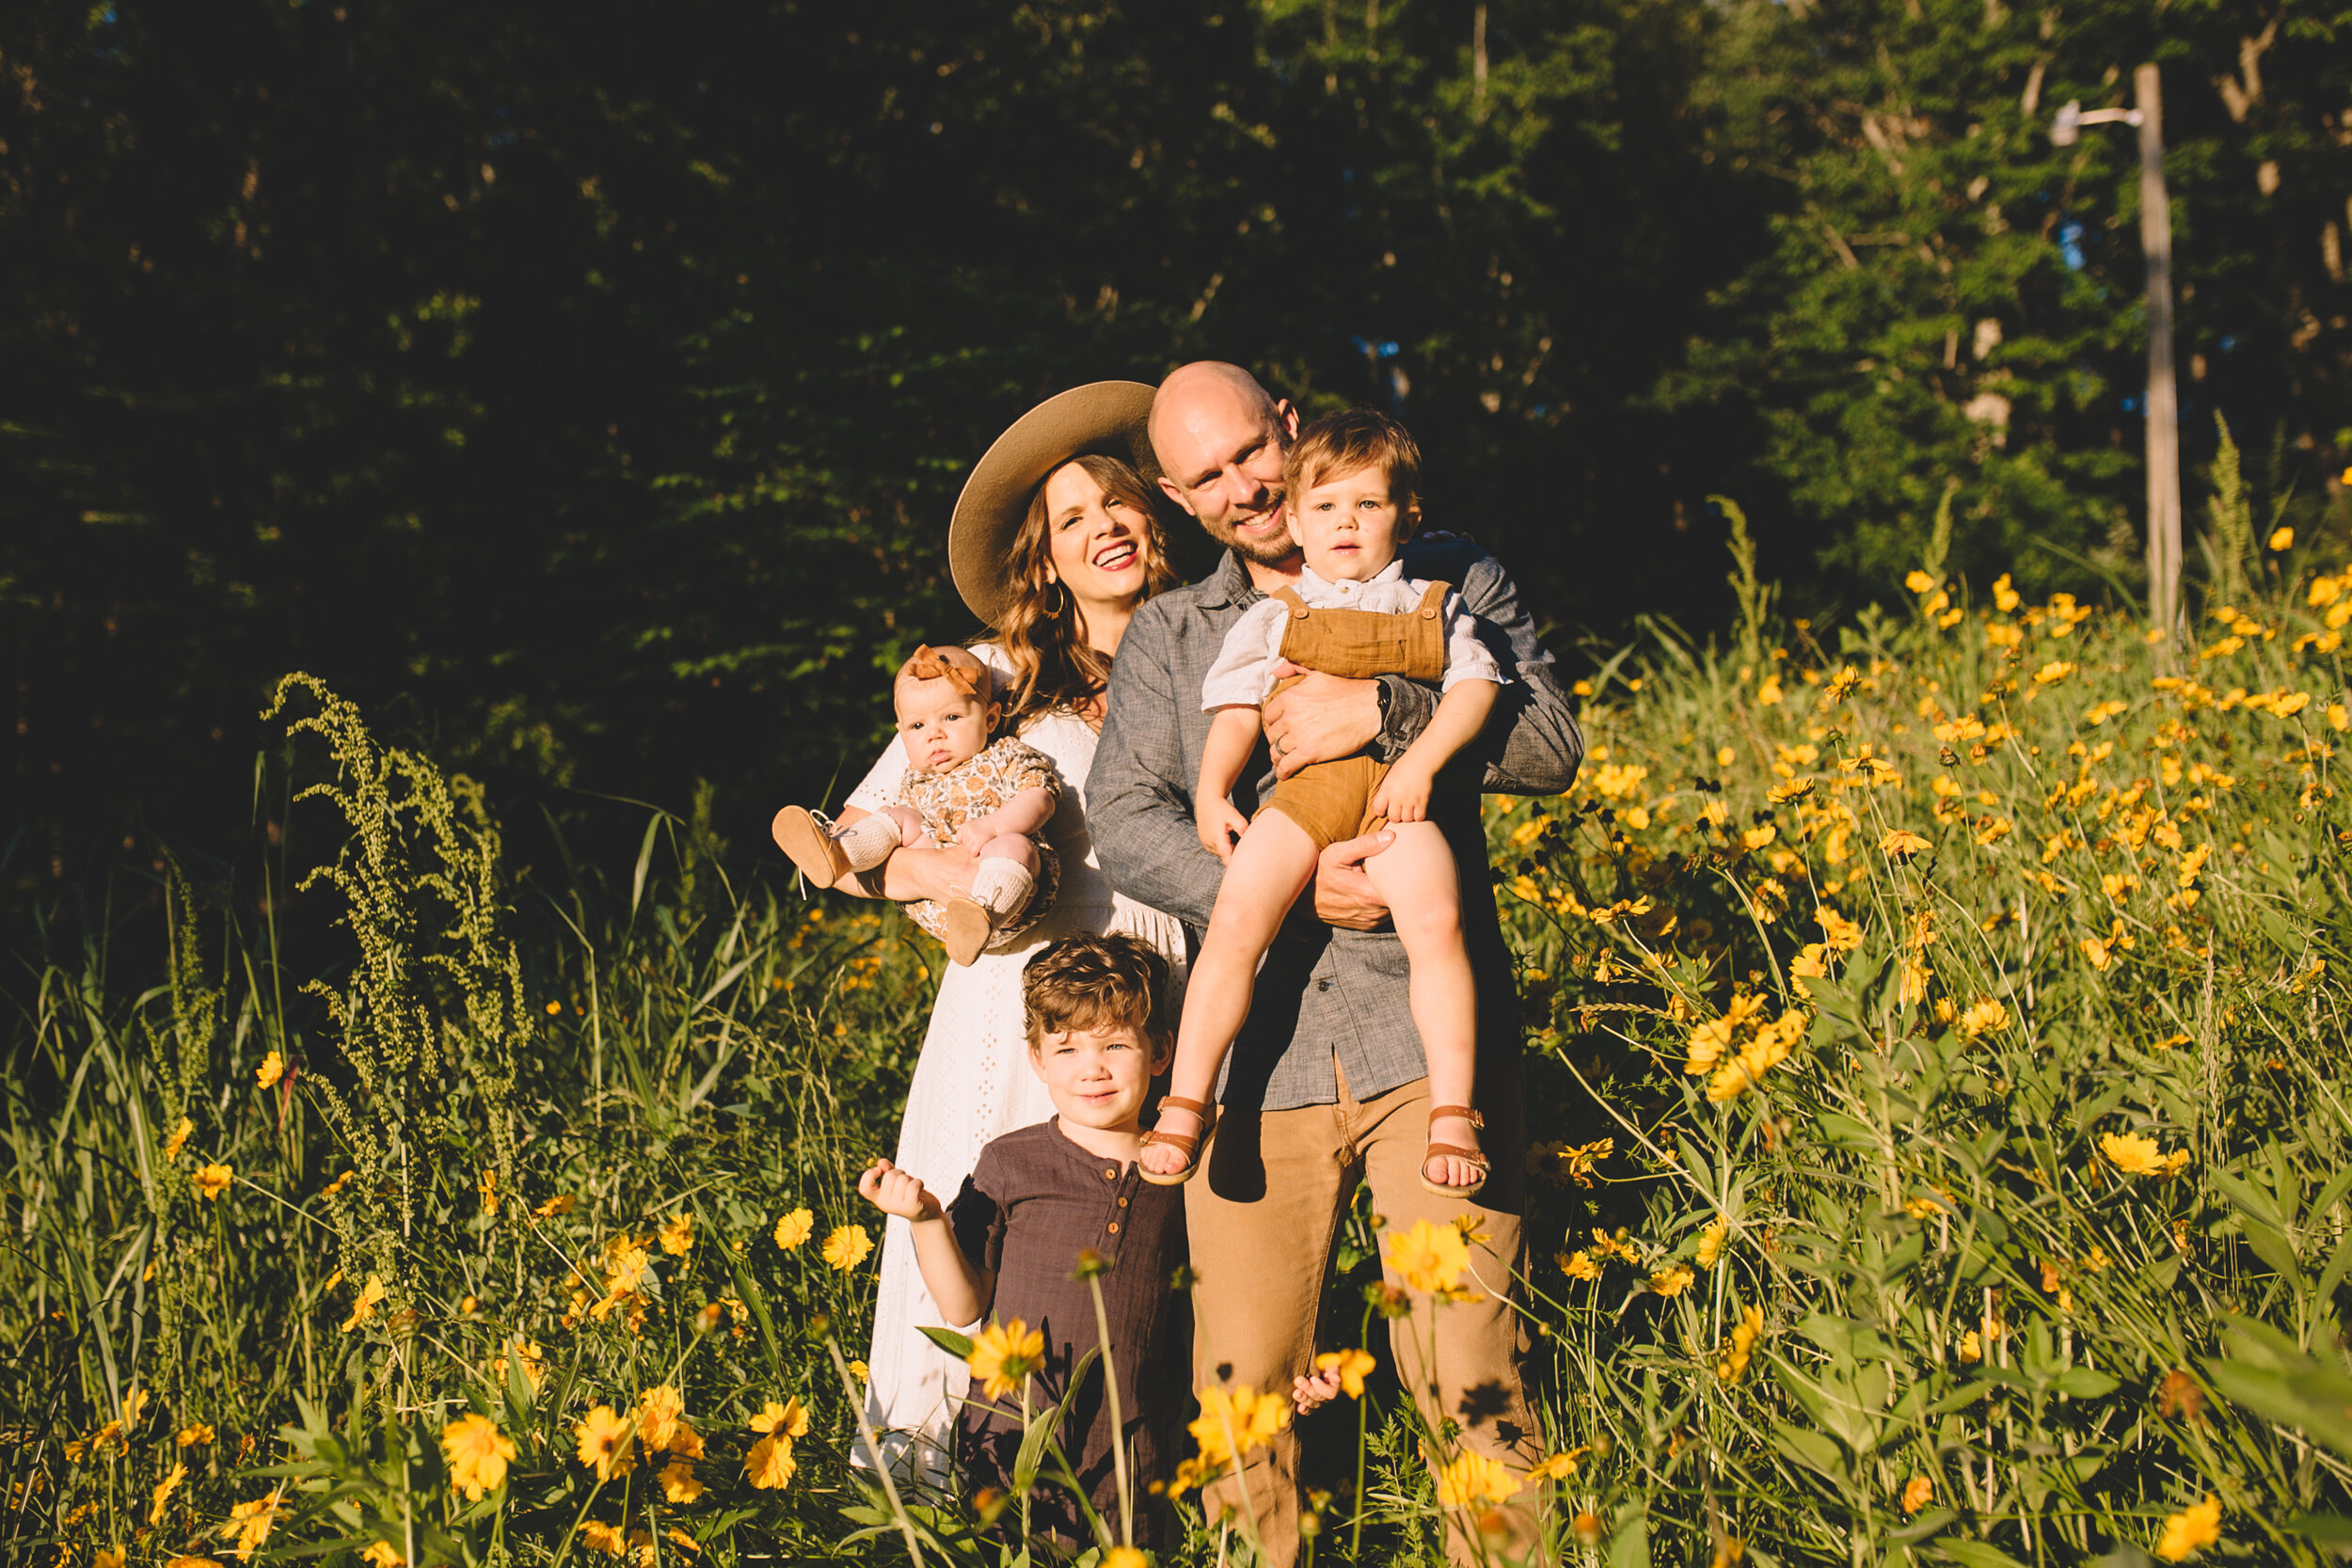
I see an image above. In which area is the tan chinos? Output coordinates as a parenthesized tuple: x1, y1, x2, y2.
(1188, 1064, 1542, 1566)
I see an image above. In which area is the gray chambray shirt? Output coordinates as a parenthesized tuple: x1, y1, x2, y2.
(1089, 535, 1584, 1113)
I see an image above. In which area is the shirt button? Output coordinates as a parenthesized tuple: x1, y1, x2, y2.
(1316, 978, 1333, 991)
(1107, 1222, 1120, 1234)
(1104, 1169, 1117, 1180)
(1119, 1197, 1129, 1208)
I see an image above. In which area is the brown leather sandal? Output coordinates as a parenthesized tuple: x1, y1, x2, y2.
(1139, 1096, 1216, 1186)
(940, 897, 993, 967)
(772, 805, 852, 890)
(1420, 1105, 1490, 1199)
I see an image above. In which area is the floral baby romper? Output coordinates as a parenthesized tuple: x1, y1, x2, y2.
(897, 735, 1062, 948)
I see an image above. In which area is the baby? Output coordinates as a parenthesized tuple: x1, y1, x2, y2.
(1139, 409, 1503, 1196)
(772, 644, 1060, 966)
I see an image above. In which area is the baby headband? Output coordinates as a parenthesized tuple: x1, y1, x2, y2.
(903, 644, 985, 700)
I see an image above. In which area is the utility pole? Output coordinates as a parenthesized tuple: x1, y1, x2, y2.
(2053, 65, 2180, 640)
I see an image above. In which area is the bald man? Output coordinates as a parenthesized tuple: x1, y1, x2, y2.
(1089, 363, 1582, 1562)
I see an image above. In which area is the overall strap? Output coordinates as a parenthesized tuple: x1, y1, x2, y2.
(1412, 578, 1454, 618)
(1271, 586, 1312, 619)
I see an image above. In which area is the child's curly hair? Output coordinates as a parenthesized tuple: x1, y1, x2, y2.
(1020, 934, 1171, 1051)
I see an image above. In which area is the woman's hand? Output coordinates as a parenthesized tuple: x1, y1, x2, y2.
(1196, 797, 1252, 862)
(857, 1159, 944, 1223)
(1370, 763, 1435, 824)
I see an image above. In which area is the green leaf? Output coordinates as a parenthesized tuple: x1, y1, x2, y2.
(1935, 1543, 2033, 1568)
(1770, 1421, 1844, 1481)
(918, 1324, 976, 1359)
(1607, 1500, 1650, 1568)
(2052, 1367, 2121, 1399)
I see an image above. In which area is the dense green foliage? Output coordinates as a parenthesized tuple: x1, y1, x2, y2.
(6, 0, 2348, 911)
(13, 525, 2352, 1562)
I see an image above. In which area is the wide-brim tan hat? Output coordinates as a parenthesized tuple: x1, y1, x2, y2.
(948, 380, 1159, 627)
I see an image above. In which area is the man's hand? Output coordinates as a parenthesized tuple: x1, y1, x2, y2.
(856, 1159, 944, 1223)
(956, 813, 1002, 852)
(1311, 829, 1393, 930)
(1197, 796, 1253, 863)
(1263, 665, 1382, 779)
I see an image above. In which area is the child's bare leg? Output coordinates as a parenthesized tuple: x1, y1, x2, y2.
(1361, 822, 1482, 1189)
(1141, 812, 1321, 1177)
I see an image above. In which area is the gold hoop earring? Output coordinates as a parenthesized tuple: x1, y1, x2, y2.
(1041, 580, 1068, 617)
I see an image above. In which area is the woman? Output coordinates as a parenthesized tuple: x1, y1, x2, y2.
(823, 382, 1187, 1482)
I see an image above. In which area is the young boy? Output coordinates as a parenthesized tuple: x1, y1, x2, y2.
(773, 643, 1059, 965)
(1137, 408, 1504, 1196)
(856, 934, 1190, 1544)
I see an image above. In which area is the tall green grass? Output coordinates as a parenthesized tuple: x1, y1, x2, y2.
(9, 479, 2352, 1565)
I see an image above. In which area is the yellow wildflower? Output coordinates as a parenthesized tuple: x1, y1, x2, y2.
(1958, 1330, 1981, 1363)
(2154, 1495, 2221, 1561)
(164, 1117, 194, 1161)
(1190, 1384, 1290, 1465)
(659, 1212, 694, 1256)
(750, 1398, 810, 1439)
(1900, 1476, 1933, 1514)
(342, 1274, 389, 1333)
(1718, 1305, 1764, 1383)
(744, 1430, 798, 1490)
(578, 1521, 628, 1558)
(441, 1414, 516, 1501)
(532, 1193, 577, 1219)
(772, 1208, 815, 1249)
(94, 1551, 127, 1568)
(2268, 527, 2294, 551)
(635, 1386, 685, 1453)
(151, 1461, 187, 1522)
(2081, 935, 2112, 971)
(1649, 1264, 1695, 1297)
(966, 1321, 1046, 1402)
(2101, 1132, 2189, 1177)
(2033, 660, 2075, 685)
(178, 1422, 214, 1448)
(574, 1405, 637, 1481)
(192, 1164, 232, 1202)
(1529, 1447, 1589, 1482)
(215, 1490, 287, 1562)
(1958, 999, 2010, 1038)
(1695, 1219, 1727, 1267)
(255, 1051, 285, 1089)
(820, 1225, 873, 1271)
(1434, 1451, 1523, 1509)
(359, 1544, 404, 1568)
(1385, 1218, 1475, 1297)
(1880, 829, 1931, 859)
(660, 1456, 704, 1504)
(1315, 1348, 1375, 1400)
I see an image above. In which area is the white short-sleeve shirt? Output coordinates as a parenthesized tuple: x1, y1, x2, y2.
(1197, 560, 1506, 711)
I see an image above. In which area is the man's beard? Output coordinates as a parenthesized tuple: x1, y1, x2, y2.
(1211, 499, 1299, 566)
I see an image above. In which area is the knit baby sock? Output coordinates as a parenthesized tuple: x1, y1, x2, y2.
(968, 857, 1037, 922)
(833, 813, 903, 872)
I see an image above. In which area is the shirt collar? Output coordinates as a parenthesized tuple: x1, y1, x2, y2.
(1300, 559, 1406, 595)
(1194, 550, 1263, 611)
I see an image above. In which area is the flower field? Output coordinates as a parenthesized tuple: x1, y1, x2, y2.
(11, 505, 2352, 1563)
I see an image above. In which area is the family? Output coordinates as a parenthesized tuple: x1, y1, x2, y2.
(771, 363, 1584, 1560)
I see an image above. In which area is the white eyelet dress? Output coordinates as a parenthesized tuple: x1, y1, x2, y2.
(850, 643, 1186, 1488)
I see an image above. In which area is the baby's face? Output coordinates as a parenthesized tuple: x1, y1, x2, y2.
(1028, 1023, 1167, 1132)
(1293, 463, 1414, 582)
(895, 677, 995, 774)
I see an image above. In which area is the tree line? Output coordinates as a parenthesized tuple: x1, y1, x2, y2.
(3, 0, 2346, 908)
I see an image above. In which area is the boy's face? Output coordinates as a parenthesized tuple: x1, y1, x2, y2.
(895, 676, 996, 774)
(1027, 1022, 1168, 1132)
(1293, 463, 1417, 583)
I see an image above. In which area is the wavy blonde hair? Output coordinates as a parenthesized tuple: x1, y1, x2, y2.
(992, 454, 1177, 730)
